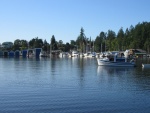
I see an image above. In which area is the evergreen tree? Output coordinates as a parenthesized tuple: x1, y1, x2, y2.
(50, 35, 58, 50)
(76, 27, 86, 53)
(117, 28, 124, 50)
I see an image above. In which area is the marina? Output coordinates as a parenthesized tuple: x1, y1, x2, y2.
(1, 0, 150, 112)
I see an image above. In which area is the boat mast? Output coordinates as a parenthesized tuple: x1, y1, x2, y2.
(50, 39, 52, 57)
(93, 40, 94, 52)
(101, 43, 102, 53)
(105, 40, 106, 52)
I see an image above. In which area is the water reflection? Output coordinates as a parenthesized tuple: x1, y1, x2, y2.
(97, 66, 133, 76)
(97, 65, 150, 94)
(97, 66, 134, 86)
(1, 57, 150, 113)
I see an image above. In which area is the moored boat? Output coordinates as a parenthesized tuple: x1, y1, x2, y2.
(69, 51, 79, 57)
(84, 52, 96, 58)
(97, 50, 135, 67)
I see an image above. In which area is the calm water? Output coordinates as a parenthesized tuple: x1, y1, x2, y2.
(0, 57, 150, 113)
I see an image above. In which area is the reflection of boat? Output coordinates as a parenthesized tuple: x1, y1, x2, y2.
(97, 50, 135, 67)
(97, 66, 133, 75)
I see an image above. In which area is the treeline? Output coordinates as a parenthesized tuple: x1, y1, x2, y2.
(76, 21, 150, 53)
(72, 21, 150, 53)
(94, 22, 150, 53)
(1, 21, 150, 53)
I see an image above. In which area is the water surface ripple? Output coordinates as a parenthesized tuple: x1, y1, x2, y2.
(0, 57, 150, 113)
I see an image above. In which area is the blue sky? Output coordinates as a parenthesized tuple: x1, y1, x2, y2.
(0, 0, 150, 44)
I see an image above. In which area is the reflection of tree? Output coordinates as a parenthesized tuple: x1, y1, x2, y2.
(50, 58, 57, 80)
(50, 58, 56, 70)
(77, 58, 85, 88)
(79, 58, 85, 78)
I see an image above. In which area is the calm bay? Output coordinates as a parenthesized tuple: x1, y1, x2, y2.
(0, 57, 150, 113)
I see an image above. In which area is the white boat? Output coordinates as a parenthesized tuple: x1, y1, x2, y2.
(97, 50, 135, 67)
(59, 52, 68, 57)
(84, 52, 96, 58)
(69, 51, 79, 57)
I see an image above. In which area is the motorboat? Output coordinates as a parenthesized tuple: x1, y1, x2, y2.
(97, 50, 135, 67)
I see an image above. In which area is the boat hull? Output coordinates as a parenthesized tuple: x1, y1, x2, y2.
(142, 64, 150, 68)
(97, 59, 135, 67)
